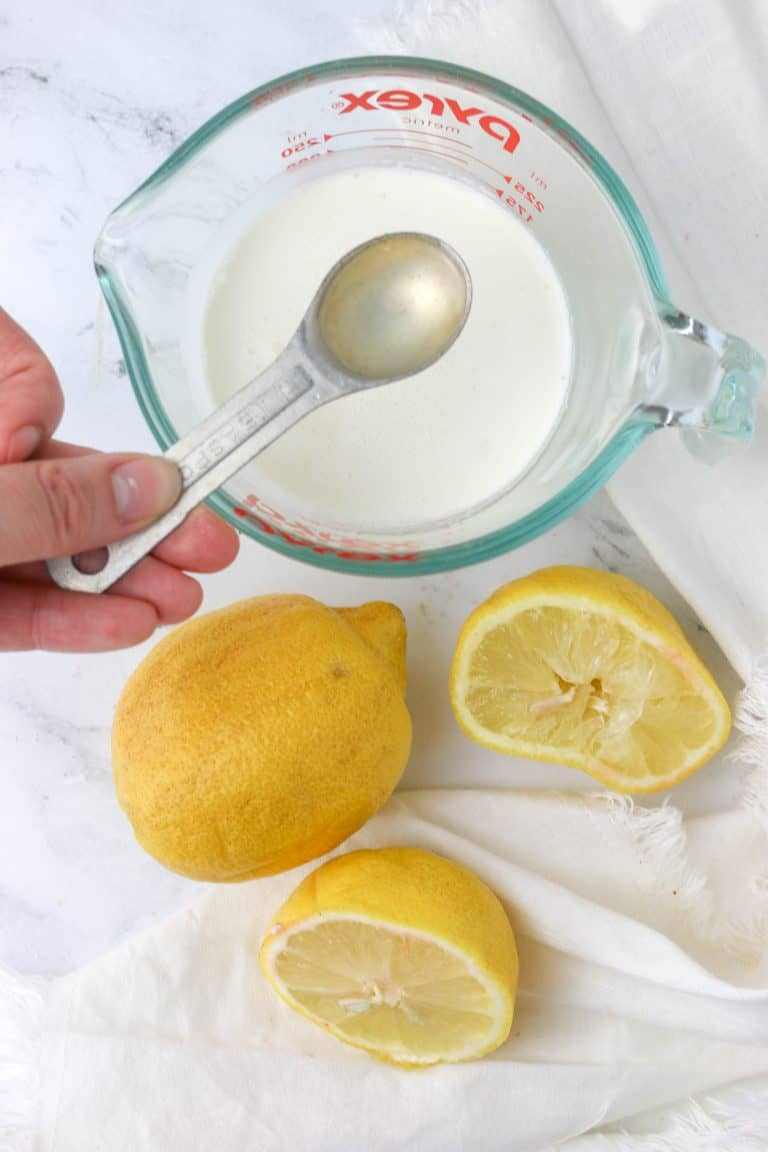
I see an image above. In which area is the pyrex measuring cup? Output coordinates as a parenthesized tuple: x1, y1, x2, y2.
(96, 56, 765, 575)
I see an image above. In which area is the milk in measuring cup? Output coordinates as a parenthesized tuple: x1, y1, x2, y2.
(204, 166, 571, 529)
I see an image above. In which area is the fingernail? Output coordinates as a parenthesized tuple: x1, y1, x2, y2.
(111, 458, 181, 523)
(7, 424, 42, 463)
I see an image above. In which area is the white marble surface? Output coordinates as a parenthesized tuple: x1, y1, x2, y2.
(0, 0, 743, 979)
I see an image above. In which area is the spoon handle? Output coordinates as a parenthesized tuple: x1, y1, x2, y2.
(47, 354, 322, 594)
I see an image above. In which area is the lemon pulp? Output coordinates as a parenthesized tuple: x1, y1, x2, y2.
(451, 568, 731, 793)
(260, 847, 518, 1066)
(266, 916, 505, 1064)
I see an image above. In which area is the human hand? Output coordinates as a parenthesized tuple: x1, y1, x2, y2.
(0, 308, 239, 652)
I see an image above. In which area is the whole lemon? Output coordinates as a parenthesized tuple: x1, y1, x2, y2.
(112, 595, 411, 881)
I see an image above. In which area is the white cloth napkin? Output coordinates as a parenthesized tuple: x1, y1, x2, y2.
(6, 791, 768, 1152)
(3, 2, 768, 1150)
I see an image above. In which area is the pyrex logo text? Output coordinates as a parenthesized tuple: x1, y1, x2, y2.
(337, 89, 521, 154)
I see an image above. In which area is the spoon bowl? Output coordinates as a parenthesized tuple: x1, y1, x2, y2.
(313, 233, 471, 381)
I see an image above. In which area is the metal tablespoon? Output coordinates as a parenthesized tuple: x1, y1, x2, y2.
(47, 232, 472, 593)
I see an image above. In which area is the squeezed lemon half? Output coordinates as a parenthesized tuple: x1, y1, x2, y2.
(450, 567, 731, 794)
(260, 847, 518, 1066)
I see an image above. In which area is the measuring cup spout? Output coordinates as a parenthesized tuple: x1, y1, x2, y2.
(649, 305, 766, 462)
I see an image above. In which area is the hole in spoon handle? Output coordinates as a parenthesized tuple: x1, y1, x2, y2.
(46, 361, 319, 594)
(46, 490, 206, 594)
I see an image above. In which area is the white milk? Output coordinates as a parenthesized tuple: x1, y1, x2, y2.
(204, 166, 571, 529)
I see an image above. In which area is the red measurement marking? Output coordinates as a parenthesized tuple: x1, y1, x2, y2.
(374, 143, 468, 165)
(323, 129, 368, 140)
(286, 153, 323, 171)
(376, 137, 475, 166)
(324, 128, 473, 148)
(281, 137, 320, 158)
(375, 138, 510, 181)
(233, 506, 420, 562)
(465, 155, 512, 181)
(324, 127, 515, 180)
(512, 180, 545, 210)
(521, 113, 533, 123)
(495, 180, 546, 222)
(398, 129, 472, 147)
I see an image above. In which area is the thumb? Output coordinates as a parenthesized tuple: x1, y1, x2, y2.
(0, 453, 181, 566)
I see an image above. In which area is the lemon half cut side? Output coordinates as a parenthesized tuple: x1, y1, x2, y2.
(260, 847, 519, 1066)
(450, 567, 731, 794)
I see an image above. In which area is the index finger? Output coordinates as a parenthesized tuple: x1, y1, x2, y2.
(0, 307, 65, 462)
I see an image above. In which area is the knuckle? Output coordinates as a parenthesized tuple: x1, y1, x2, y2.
(0, 349, 64, 428)
(45, 364, 65, 426)
(35, 460, 92, 550)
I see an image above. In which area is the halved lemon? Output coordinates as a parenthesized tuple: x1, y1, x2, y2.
(450, 566, 731, 794)
(259, 847, 518, 1066)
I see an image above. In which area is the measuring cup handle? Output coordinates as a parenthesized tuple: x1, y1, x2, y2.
(46, 355, 322, 594)
(653, 306, 766, 462)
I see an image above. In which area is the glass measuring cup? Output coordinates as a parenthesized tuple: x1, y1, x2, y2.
(96, 56, 765, 575)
